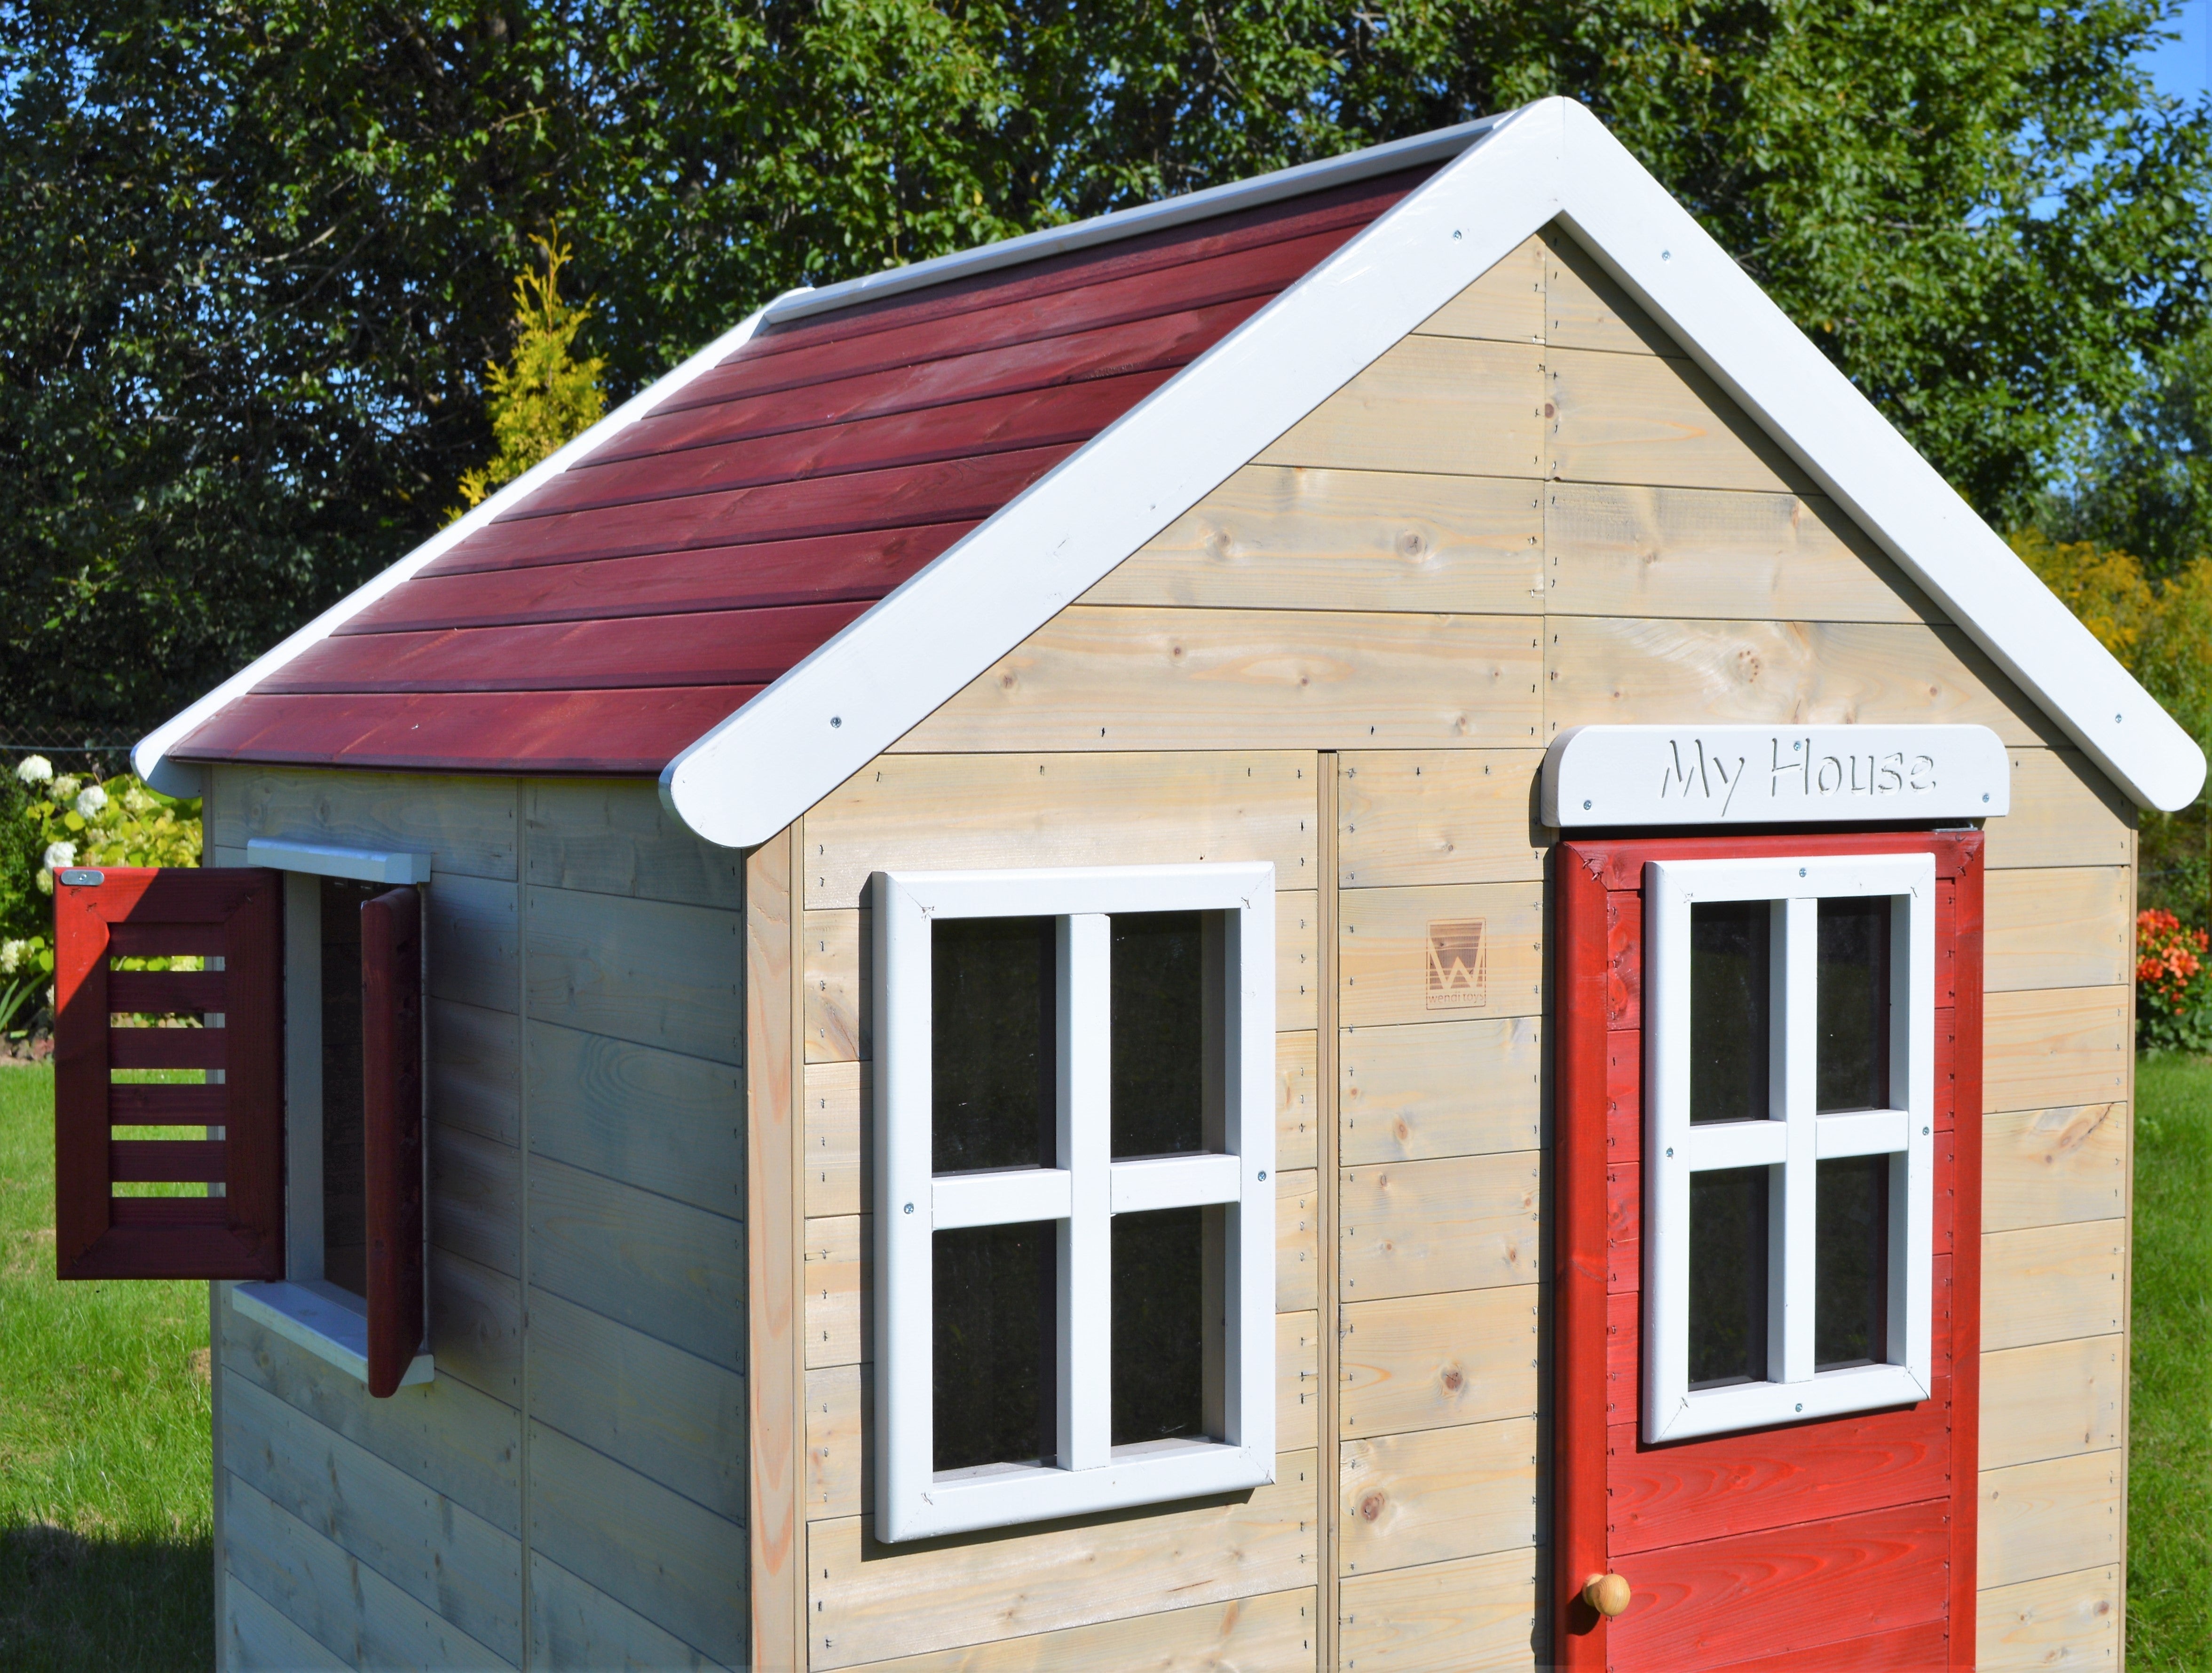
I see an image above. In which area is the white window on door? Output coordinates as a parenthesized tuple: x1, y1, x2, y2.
(1643, 852, 1935, 1442)
(872, 863, 1275, 1542)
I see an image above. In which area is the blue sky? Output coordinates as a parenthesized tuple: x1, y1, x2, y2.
(2146, 0, 2212, 103)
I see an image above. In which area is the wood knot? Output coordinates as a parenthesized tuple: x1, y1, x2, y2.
(1359, 1492, 1386, 1522)
(1441, 1367, 1464, 1393)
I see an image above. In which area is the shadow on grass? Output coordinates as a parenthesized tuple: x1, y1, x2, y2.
(0, 1522, 211, 1671)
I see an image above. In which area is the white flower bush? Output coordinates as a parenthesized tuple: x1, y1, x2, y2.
(15, 756, 51, 785)
(75, 784, 108, 818)
(0, 939, 24, 975)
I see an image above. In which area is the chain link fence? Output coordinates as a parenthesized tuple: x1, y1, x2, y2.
(0, 726, 141, 781)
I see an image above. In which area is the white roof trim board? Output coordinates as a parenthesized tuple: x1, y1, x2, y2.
(140, 96, 2206, 830)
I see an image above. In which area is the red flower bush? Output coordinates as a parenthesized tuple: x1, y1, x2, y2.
(2138, 909, 2212, 1052)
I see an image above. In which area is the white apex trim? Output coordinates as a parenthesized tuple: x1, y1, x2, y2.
(130, 292, 810, 797)
(665, 96, 2199, 846)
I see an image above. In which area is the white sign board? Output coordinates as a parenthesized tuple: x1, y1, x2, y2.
(1541, 725, 2009, 828)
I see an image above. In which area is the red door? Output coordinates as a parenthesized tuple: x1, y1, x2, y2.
(1554, 831, 1983, 1670)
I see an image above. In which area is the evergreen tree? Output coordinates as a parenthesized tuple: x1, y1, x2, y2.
(454, 230, 607, 515)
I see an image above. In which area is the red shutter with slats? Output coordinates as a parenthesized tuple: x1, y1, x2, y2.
(362, 885, 425, 1397)
(54, 867, 284, 1279)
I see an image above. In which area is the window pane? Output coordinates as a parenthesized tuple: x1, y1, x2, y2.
(320, 877, 379, 1298)
(1111, 1207, 1208, 1446)
(932, 917, 1055, 1173)
(1690, 900, 1771, 1125)
(1816, 1155, 1889, 1370)
(933, 1221, 1055, 1471)
(1817, 897, 1892, 1113)
(1111, 912, 1207, 1158)
(1689, 1166, 1770, 1388)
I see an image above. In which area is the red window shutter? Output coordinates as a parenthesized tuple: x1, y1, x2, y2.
(54, 867, 284, 1280)
(361, 885, 425, 1398)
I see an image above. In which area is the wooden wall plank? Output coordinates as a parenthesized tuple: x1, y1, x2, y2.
(1083, 466, 1543, 615)
(528, 1153, 746, 1371)
(426, 873, 521, 1014)
(1980, 1336, 2124, 1471)
(524, 885, 744, 1065)
(1279, 1168, 1319, 1314)
(527, 1286, 748, 1523)
(427, 1245, 522, 1407)
(1548, 346, 1814, 494)
(209, 765, 518, 880)
(221, 1372, 524, 1660)
(1337, 1545, 1540, 1673)
(1341, 1018, 1543, 1165)
(1981, 1105, 2127, 1234)
(1982, 1220, 2125, 1352)
(1337, 752, 1546, 889)
(1338, 883, 1544, 1028)
(528, 1420, 748, 1669)
(220, 1284, 522, 1536)
(1541, 483, 1937, 624)
(1416, 234, 1546, 345)
(527, 1019, 747, 1221)
(1975, 1563, 2120, 1672)
(1983, 990, 2131, 1114)
(1281, 1308, 1322, 1456)
(225, 1576, 353, 1673)
(1984, 751, 2134, 870)
(894, 607, 1545, 755)
(528, 1552, 727, 1673)
(1543, 229, 1668, 357)
(1339, 1286, 1541, 1441)
(1985, 869, 2131, 992)
(802, 750, 1319, 910)
(1338, 1415, 1539, 1578)
(1978, 1451, 2122, 1591)
(805, 1214, 868, 1370)
(845, 1586, 1319, 1673)
(427, 1124, 520, 1277)
(1254, 336, 1546, 478)
(525, 777, 745, 909)
(1339, 1153, 1542, 1303)
(807, 1451, 1319, 1669)
(1544, 616, 2063, 746)
(429, 998, 519, 1145)
(1278, 1030, 1320, 1174)
(223, 1471, 516, 1670)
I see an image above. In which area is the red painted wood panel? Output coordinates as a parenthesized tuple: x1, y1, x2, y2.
(108, 1026, 227, 1071)
(1604, 1499, 1952, 1669)
(1583, 831, 1975, 893)
(1605, 891, 1642, 1029)
(108, 1139, 227, 1184)
(1944, 837, 1985, 1667)
(362, 886, 425, 1399)
(173, 687, 763, 774)
(268, 602, 872, 696)
(108, 1197, 230, 1225)
(109, 1082, 226, 1125)
(104, 968, 226, 1012)
(1606, 1030, 1641, 1164)
(1702, 1618, 1949, 1673)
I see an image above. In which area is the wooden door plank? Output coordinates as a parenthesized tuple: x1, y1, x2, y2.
(1254, 336, 1547, 478)
(1337, 1545, 1539, 1673)
(1980, 1336, 2124, 1471)
(1337, 751, 1547, 889)
(1975, 1563, 2120, 1671)
(802, 749, 1319, 910)
(1983, 988, 2132, 1115)
(1981, 1104, 2127, 1234)
(528, 1551, 729, 1673)
(1985, 868, 2131, 992)
(524, 778, 745, 909)
(1977, 1451, 2122, 1590)
(526, 1019, 748, 1220)
(1542, 482, 1937, 624)
(1983, 751, 2134, 871)
(1547, 346, 1815, 494)
(524, 886, 743, 1065)
(1338, 882, 1545, 1028)
(1340, 1152, 1542, 1302)
(1338, 1414, 1540, 1578)
(1981, 1221, 2125, 1351)
(804, 1213, 869, 1371)
(1338, 1285, 1541, 1440)
(1341, 1017, 1543, 1165)
(1414, 233, 1546, 344)
(893, 606, 1545, 755)
(1082, 466, 1544, 614)
(1701, 1620, 1951, 1673)
(806, 1450, 1320, 1668)
(1544, 616, 2062, 746)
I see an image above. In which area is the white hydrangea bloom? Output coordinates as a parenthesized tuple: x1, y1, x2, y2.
(0, 939, 22, 975)
(43, 841, 76, 871)
(75, 784, 108, 818)
(50, 775, 79, 802)
(35, 871, 52, 895)
(15, 756, 52, 785)
(121, 786, 155, 815)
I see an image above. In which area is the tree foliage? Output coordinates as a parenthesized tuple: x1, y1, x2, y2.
(2, 0, 2207, 736)
(455, 229, 607, 514)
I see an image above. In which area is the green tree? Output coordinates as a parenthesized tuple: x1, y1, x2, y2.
(2042, 326, 2212, 577)
(455, 230, 607, 514)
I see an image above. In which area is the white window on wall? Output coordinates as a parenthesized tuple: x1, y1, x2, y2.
(1643, 852, 1935, 1443)
(872, 862, 1276, 1542)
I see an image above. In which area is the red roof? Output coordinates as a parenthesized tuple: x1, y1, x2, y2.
(170, 165, 1436, 775)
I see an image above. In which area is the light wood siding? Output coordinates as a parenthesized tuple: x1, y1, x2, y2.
(208, 772, 750, 1670)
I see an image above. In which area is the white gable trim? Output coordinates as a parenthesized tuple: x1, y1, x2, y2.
(662, 97, 2202, 845)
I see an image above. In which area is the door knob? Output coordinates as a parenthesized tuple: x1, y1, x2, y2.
(1582, 1572, 1632, 1617)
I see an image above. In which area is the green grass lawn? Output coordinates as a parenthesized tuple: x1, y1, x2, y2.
(2129, 1054, 2212, 1670)
(0, 1065, 212, 1671)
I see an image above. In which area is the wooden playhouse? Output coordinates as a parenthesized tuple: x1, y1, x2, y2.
(61, 95, 2194, 1671)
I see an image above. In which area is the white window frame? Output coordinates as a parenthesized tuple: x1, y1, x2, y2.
(229, 839, 433, 1390)
(873, 862, 1275, 1542)
(1643, 852, 1934, 1443)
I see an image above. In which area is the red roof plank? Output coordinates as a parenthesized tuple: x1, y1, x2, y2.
(267, 603, 872, 694)
(171, 688, 762, 774)
(338, 523, 975, 635)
